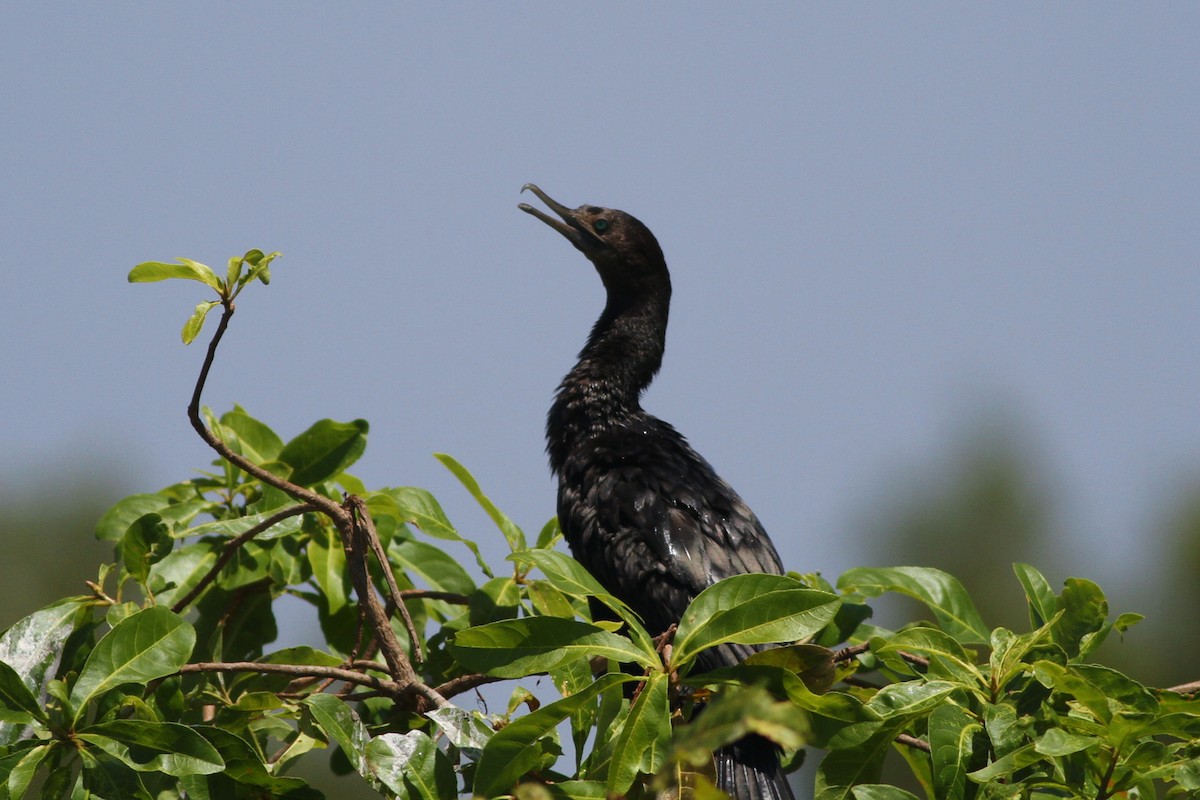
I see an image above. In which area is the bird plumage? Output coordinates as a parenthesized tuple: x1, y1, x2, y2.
(520, 184, 794, 800)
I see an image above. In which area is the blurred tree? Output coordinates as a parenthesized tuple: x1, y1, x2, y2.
(0, 461, 126, 626)
(859, 413, 1058, 632)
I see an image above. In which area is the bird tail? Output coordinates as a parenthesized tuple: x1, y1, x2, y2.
(715, 733, 795, 800)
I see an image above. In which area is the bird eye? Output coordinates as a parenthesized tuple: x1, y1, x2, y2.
(594, 219, 610, 233)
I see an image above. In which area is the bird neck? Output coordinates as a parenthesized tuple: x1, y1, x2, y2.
(547, 291, 670, 473)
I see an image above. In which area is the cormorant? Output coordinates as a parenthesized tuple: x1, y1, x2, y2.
(519, 184, 795, 800)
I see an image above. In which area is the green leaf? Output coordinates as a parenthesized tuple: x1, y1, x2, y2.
(303, 694, 370, 777)
(366, 730, 456, 800)
(426, 707, 495, 759)
(473, 673, 633, 797)
(238, 249, 279, 289)
(390, 538, 476, 596)
(743, 643, 838, 694)
(509, 548, 656, 655)
(965, 743, 1042, 782)
(219, 406, 285, 462)
(1034, 728, 1100, 757)
(0, 744, 50, 799)
(79, 720, 224, 776)
(120, 513, 173, 585)
(95, 493, 211, 542)
(69, 606, 196, 720)
(370, 487, 493, 578)
(181, 300, 220, 344)
(436, 453, 527, 551)
(691, 663, 870, 724)
(850, 787, 922, 800)
(673, 683, 809, 768)
(607, 672, 671, 794)
(452, 617, 654, 677)
(815, 721, 905, 798)
(307, 525, 350, 616)
(0, 661, 43, 721)
(672, 575, 840, 669)
(278, 418, 369, 486)
(873, 626, 985, 687)
(838, 566, 989, 645)
(1050, 577, 1107, 658)
(128, 258, 222, 290)
(928, 703, 981, 799)
(1012, 562, 1057, 627)
(1033, 661, 1157, 724)
(863, 680, 957, 718)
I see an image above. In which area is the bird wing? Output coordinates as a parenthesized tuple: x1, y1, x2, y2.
(560, 418, 785, 640)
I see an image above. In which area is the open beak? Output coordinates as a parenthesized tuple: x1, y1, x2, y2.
(519, 184, 599, 251)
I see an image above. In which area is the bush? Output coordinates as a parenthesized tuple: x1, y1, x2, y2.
(0, 252, 1196, 799)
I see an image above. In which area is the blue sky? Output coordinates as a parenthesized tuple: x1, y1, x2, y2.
(2, 6, 1197, 636)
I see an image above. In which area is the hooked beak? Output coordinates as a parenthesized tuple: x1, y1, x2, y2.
(518, 184, 599, 251)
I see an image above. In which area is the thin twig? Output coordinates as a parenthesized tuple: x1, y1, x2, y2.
(399, 589, 471, 605)
(833, 642, 870, 663)
(895, 733, 931, 753)
(171, 503, 314, 614)
(434, 673, 508, 699)
(180, 661, 401, 695)
(1165, 680, 1200, 695)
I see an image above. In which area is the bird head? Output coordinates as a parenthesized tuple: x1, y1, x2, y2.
(519, 184, 669, 298)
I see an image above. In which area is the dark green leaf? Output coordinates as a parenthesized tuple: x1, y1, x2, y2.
(838, 566, 989, 645)
(473, 673, 633, 797)
(929, 703, 981, 799)
(0, 660, 44, 721)
(814, 722, 905, 798)
(743, 643, 838, 694)
(120, 513, 173, 585)
(672, 575, 840, 669)
(452, 617, 654, 677)
(69, 606, 196, 719)
(607, 672, 671, 794)
(278, 418, 369, 486)
(1050, 577, 1107, 658)
(436, 453, 527, 551)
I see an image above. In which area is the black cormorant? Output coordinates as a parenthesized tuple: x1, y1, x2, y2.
(519, 184, 795, 800)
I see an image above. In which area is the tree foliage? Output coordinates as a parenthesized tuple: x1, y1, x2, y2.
(0, 252, 1196, 799)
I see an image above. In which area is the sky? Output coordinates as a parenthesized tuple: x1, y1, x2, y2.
(2, 6, 1197, 644)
